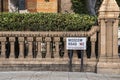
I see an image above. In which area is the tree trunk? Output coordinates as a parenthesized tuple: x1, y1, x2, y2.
(85, 0, 97, 15)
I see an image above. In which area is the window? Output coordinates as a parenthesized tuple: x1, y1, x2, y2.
(19, 0, 25, 10)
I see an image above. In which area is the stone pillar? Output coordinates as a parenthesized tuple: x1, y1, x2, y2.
(36, 37, 42, 58)
(54, 37, 60, 58)
(45, 37, 51, 58)
(0, 37, 6, 58)
(27, 37, 33, 58)
(18, 37, 24, 58)
(97, 0, 120, 74)
(9, 37, 15, 58)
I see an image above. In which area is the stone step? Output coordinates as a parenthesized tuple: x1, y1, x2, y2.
(0, 63, 96, 72)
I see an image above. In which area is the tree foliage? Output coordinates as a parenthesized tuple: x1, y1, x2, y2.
(116, 0, 120, 6)
(71, 0, 120, 15)
(71, 0, 87, 14)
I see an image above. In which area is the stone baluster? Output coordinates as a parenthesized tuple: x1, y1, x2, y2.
(0, 37, 6, 58)
(36, 37, 42, 58)
(54, 37, 60, 58)
(27, 37, 33, 58)
(9, 37, 15, 58)
(90, 33, 97, 59)
(45, 37, 51, 58)
(63, 37, 68, 59)
(18, 37, 24, 58)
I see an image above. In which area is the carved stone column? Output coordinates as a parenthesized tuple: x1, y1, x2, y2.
(36, 37, 42, 58)
(54, 37, 60, 58)
(9, 37, 15, 58)
(0, 37, 6, 58)
(27, 37, 33, 58)
(98, 0, 120, 60)
(18, 37, 24, 58)
(97, 0, 120, 74)
(45, 37, 51, 58)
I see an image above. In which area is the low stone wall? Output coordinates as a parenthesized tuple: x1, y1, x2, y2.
(0, 26, 99, 72)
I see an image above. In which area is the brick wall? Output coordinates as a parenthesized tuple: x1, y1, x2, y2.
(26, 0, 58, 13)
(1, 0, 72, 13)
(26, 0, 37, 12)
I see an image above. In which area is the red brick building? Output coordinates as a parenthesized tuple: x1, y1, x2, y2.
(0, 0, 72, 13)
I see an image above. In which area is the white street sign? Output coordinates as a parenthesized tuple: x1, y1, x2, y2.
(66, 37, 87, 50)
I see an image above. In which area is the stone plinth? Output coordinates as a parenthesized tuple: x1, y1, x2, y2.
(97, 62, 120, 74)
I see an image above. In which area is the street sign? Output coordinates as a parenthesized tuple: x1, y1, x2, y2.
(66, 37, 87, 50)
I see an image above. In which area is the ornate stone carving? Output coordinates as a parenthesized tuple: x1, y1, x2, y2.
(27, 37, 33, 42)
(45, 37, 51, 42)
(18, 37, 24, 42)
(54, 37, 60, 42)
(36, 37, 42, 42)
(9, 37, 15, 42)
(0, 37, 6, 42)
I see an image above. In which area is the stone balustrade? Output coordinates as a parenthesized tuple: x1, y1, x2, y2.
(0, 26, 99, 71)
(0, 26, 99, 60)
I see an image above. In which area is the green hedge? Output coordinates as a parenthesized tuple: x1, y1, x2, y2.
(0, 13, 96, 31)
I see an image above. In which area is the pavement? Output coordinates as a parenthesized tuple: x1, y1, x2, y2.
(0, 71, 120, 80)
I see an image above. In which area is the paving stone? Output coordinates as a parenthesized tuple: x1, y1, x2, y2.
(0, 71, 119, 80)
(69, 78, 88, 80)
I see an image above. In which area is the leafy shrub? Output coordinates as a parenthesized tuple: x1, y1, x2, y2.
(0, 13, 96, 31)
